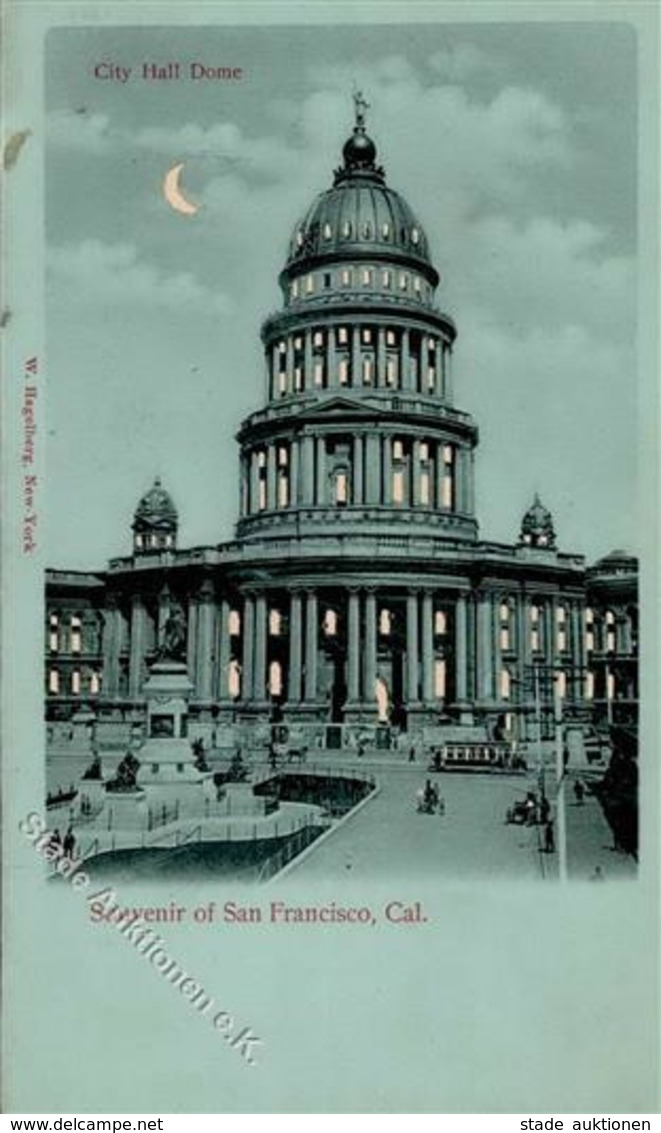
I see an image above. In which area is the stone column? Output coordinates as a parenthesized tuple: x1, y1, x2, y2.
(304, 591, 318, 701)
(327, 327, 336, 389)
(426, 337, 435, 394)
(253, 593, 267, 702)
(436, 442, 446, 510)
(315, 436, 326, 505)
(364, 589, 377, 709)
(365, 434, 380, 504)
(435, 338, 443, 397)
(477, 591, 493, 700)
(195, 579, 217, 702)
(406, 590, 420, 704)
(304, 330, 313, 391)
(544, 599, 555, 665)
(382, 435, 392, 505)
(186, 598, 198, 686)
(302, 435, 315, 505)
(288, 591, 303, 703)
(249, 450, 260, 515)
(347, 589, 361, 703)
(285, 337, 293, 394)
(421, 590, 434, 704)
(353, 435, 364, 504)
(270, 344, 278, 400)
(444, 346, 453, 403)
(217, 598, 231, 702)
(492, 594, 502, 700)
(468, 450, 476, 515)
(101, 598, 122, 698)
(128, 594, 147, 699)
(412, 439, 422, 507)
(289, 438, 300, 508)
(400, 328, 411, 390)
(455, 594, 468, 701)
(266, 444, 277, 511)
(351, 325, 360, 387)
(241, 595, 255, 701)
(377, 327, 387, 387)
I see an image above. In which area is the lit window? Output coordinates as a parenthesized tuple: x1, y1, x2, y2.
(268, 660, 282, 696)
(291, 280, 299, 299)
(305, 275, 314, 294)
(382, 270, 392, 288)
(294, 367, 303, 390)
(427, 368, 435, 392)
(135, 534, 143, 549)
(500, 627, 510, 651)
(557, 606, 566, 623)
(386, 359, 398, 386)
(393, 469, 405, 503)
(434, 659, 447, 698)
(555, 671, 567, 699)
(334, 470, 348, 505)
(500, 602, 510, 622)
(531, 604, 539, 623)
(501, 669, 511, 700)
(443, 444, 454, 464)
(362, 268, 372, 286)
(393, 439, 404, 460)
(278, 473, 289, 508)
(382, 223, 391, 239)
(313, 362, 324, 387)
(279, 340, 286, 354)
(399, 273, 408, 290)
(72, 670, 81, 695)
(342, 220, 352, 238)
(313, 331, 324, 347)
(414, 277, 422, 295)
(362, 328, 372, 344)
(269, 609, 282, 636)
(362, 358, 373, 384)
(258, 481, 267, 510)
(294, 336, 303, 350)
(278, 371, 287, 395)
(90, 672, 100, 695)
(323, 609, 337, 636)
(296, 230, 304, 247)
(606, 610, 615, 625)
(229, 610, 241, 636)
(531, 627, 540, 651)
(323, 223, 332, 239)
(606, 671, 615, 700)
(362, 222, 372, 238)
(386, 329, 396, 346)
(340, 269, 352, 287)
(434, 610, 447, 635)
(48, 669, 59, 694)
(379, 609, 392, 635)
(337, 327, 348, 345)
(49, 624, 59, 652)
(585, 671, 594, 699)
(420, 470, 430, 505)
(338, 359, 349, 385)
(71, 615, 82, 654)
(412, 227, 420, 245)
(278, 447, 288, 467)
(420, 442, 429, 462)
(228, 659, 241, 699)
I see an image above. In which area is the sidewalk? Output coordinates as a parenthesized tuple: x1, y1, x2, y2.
(565, 786, 637, 881)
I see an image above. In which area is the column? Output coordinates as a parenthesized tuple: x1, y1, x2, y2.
(444, 346, 453, 403)
(426, 337, 435, 394)
(468, 450, 476, 515)
(101, 598, 122, 698)
(327, 326, 336, 388)
(351, 324, 360, 387)
(382, 435, 392, 505)
(492, 594, 502, 700)
(517, 593, 530, 695)
(253, 593, 267, 702)
(421, 590, 434, 704)
(454, 449, 465, 512)
(241, 594, 254, 701)
(365, 434, 380, 504)
(348, 589, 361, 703)
(412, 439, 422, 507)
(288, 591, 303, 703)
(353, 435, 364, 505)
(364, 589, 377, 708)
(285, 336, 293, 394)
(400, 328, 411, 390)
(250, 450, 260, 515)
(270, 344, 278, 400)
(477, 591, 493, 700)
(302, 435, 315, 505)
(304, 330, 313, 391)
(266, 444, 277, 511)
(304, 591, 318, 701)
(570, 600, 584, 702)
(544, 598, 555, 665)
(186, 598, 198, 686)
(195, 580, 217, 702)
(377, 327, 387, 387)
(436, 441, 446, 510)
(289, 438, 300, 508)
(406, 590, 420, 703)
(435, 337, 443, 397)
(315, 436, 326, 505)
(217, 598, 231, 702)
(455, 594, 468, 702)
(128, 595, 146, 699)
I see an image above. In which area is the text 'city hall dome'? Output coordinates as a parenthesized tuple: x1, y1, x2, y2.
(282, 92, 439, 289)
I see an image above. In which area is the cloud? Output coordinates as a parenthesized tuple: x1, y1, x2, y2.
(428, 44, 495, 82)
(48, 109, 115, 153)
(47, 239, 233, 314)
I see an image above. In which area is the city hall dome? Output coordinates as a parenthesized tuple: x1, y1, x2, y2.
(132, 477, 178, 553)
(283, 94, 439, 288)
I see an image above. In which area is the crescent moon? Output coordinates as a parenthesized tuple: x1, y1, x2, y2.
(163, 163, 199, 216)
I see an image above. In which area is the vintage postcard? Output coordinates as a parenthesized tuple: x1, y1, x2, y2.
(2, 0, 659, 1115)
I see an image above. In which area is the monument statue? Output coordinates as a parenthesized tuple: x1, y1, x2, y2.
(157, 601, 187, 661)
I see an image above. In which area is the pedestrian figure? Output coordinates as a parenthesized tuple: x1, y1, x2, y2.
(544, 819, 555, 854)
(63, 827, 76, 858)
(408, 744, 416, 763)
(590, 865, 604, 881)
(540, 796, 550, 824)
(49, 828, 62, 855)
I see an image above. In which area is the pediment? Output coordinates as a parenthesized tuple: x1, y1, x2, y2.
(296, 395, 381, 420)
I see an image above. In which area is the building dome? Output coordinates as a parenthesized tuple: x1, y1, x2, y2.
(588, 549, 638, 578)
(519, 493, 556, 549)
(132, 477, 178, 553)
(283, 97, 438, 287)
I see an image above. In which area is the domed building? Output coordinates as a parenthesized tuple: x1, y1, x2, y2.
(45, 99, 638, 748)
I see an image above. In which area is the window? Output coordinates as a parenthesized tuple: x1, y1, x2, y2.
(305, 275, 314, 295)
(362, 358, 373, 385)
(342, 220, 352, 238)
(379, 609, 392, 635)
(362, 222, 372, 238)
(420, 442, 429, 462)
(294, 336, 303, 351)
(411, 226, 420, 245)
(269, 609, 282, 636)
(362, 328, 372, 344)
(278, 371, 287, 395)
(393, 440, 404, 460)
(90, 671, 100, 695)
(323, 223, 332, 239)
(382, 269, 392, 288)
(420, 470, 430, 505)
(340, 268, 352, 287)
(135, 534, 143, 549)
(399, 272, 409, 291)
(606, 671, 615, 700)
(500, 669, 511, 700)
(279, 340, 286, 354)
(393, 469, 405, 503)
(337, 326, 348, 345)
(70, 615, 82, 654)
(362, 268, 372, 286)
(414, 277, 422, 296)
(49, 614, 59, 653)
(48, 669, 59, 694)
(434, 658, 447, 698)
(229, 610, 241, 636)
(434, 610, 447, 635)
(269, 660, 283, 697)
(323, 609, 338, 636)
(382, 222, 391, 239)
(585, 671, 595, 699)
(296, 229, 304, 247)
(386, 358, 398, 386)
(606, 609, 616, 652)
(323, 273, 332, 289)
(441, 445, 454, 508)
(386, 329, 397, 346)
(228, 659, 241, 699)
(71, 670, 81, 694)
(278, 472, 289, 508)
(291, 280, 299, 299)
(427, 368, 436, 392)
(313, 361, 324, 387)
(313, 331, 324, 347)
(555, 671, 567, 699)
(294, 366, 303, 390)
(278, 447, 288, 467)
(334, 470, 348, 505)
(338, 359, 349, 385)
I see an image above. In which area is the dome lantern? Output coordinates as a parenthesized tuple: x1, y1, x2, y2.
(519, 493, 556, 549)
(132, 477, 178, 554)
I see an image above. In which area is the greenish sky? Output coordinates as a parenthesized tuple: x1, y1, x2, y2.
(46, 20, 638, 567)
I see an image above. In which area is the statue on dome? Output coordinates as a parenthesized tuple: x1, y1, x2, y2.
(353, 89, 370, 130)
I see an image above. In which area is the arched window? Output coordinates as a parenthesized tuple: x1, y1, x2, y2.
(268, 660, 282, 697)
(228, 610, 241, 636)
(379, 609, 392, 636)
(269, 609, 282, 636)
(228, 659, 241, 699)
(323, 609, 338, 636)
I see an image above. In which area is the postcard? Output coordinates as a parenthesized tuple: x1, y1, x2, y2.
(2, 0, 658, 1115)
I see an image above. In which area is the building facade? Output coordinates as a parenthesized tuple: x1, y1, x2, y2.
(45, 105, 638, 746)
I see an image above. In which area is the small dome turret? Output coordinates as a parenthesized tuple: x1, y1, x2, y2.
(132, 477, 178, 554)
(519, 493, 556, 549)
